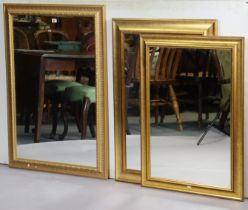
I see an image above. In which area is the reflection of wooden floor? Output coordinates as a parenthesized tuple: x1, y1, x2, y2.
(126, 127, 230, 189)
(17, 140, 96, 167)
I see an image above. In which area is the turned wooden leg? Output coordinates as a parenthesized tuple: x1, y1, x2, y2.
(35, 69, 45, 143)
(50, 101, 58, 139)
(59, 102, 68, 140)
(88, 104, 96, 138)
(168, 85, 183, 131)
(24, 112, 31, 133)
(160, 108, 166, 124)
(198, 82, 203, 127)
(154, 107, 159, 125)
(125, 86, 131, 135)
(81, 97, 91, 139)
(75, 103, 82, 133)
(154, 86, 160, 125)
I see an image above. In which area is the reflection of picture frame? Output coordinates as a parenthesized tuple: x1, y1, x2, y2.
(112, 19, 218, 184)
(140, 35, 244, 200)
(5, 4, 108, 179)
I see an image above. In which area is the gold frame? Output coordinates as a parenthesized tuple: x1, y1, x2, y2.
(140, 35, 244, 200)
(113, 19, 218, 183)
(4, 4, 108, 179)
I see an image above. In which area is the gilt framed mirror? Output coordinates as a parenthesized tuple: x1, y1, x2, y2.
(113, 19, 218, 183)
(4, 4, 108, 178)
(140, 35, 243, 200)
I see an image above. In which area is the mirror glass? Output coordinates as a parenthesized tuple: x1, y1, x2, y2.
(124, 33, 141, 170)
(13, 15, 97, 167)
(114, 19, 218, 183)
(148, 47, 231, 188)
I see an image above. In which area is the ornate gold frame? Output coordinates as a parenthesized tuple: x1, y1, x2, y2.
(140, 35, 244, 200)
(113, 19, 218, 183)
(4, 4, 108, 179)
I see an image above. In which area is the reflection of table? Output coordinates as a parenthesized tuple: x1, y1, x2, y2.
(176, 74, 220, 127)
(14, 49, 95, 143)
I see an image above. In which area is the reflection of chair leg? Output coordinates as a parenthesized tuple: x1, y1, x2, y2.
(88, 104, 96, 138)
(75, 103, 82, 133)
(59, 102, 68, 140)
(125, 86, 131, 135)
(197, 82, 203, 127)
(154, 108, 159, 125)
(197, 98, 230, 145)
(50, 101, 58, 139)
(160, 109, 166, 124)
(168, 85, 183, 131)
(24, 112, 31, 133)
(81, 97, 90, 139)
(154, 86, 160, 125)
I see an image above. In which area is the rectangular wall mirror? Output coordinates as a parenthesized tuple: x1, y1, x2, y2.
(140, 35, 243, 200)
(5, 4, 108, 178)
(113, 19, 218, 183)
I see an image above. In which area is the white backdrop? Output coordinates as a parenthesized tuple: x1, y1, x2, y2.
(0, 0, 247, 197)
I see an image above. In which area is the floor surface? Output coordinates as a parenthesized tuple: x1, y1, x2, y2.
(17, 140, 96, 167)
(0, 164, 247, 210)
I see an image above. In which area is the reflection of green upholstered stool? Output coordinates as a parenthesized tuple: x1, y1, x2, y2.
(46, 80, 82, 99)
(44, 41, 81, 52)
(45, 80, 83, 139)
(62, 85, 96, 139)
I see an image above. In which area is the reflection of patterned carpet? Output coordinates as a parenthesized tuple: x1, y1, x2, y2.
(17, 122, 95, 145)
(126, 127, 230, 189)
(127, 111, 214, 136)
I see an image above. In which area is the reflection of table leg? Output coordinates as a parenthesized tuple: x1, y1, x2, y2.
(125, 86, 131, 135)
(59, 103, 68, 140)
(35, 66, 45, 143)
(198, 82, 202, 127)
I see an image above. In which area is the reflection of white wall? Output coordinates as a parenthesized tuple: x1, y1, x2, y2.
(0, 0, 247, 197)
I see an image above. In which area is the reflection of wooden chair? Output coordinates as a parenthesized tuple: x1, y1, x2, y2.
(34, 29, 69, 49)
(14, 27, 30, 49)
(150, 48, 183, 130)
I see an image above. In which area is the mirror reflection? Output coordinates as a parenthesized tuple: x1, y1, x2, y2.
(148, 47, 231, 188)
(14, 15, 97, 166)
(124, 34, 141, 170)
